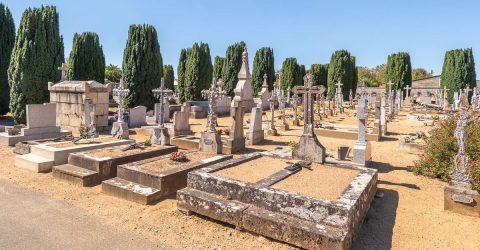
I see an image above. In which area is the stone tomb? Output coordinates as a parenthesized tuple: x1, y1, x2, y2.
(52, 145, 177, 186)
(15, 137, 133, 173)
(102, 150, 232, 204)
(129, 106, 147, 127)
(49, 80, 111, 131)
(0, 103, 71, 146)
(177, 152, 378, 249)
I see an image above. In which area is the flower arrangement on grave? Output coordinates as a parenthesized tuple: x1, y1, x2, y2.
(413, 116, 480, 192)
(170, 151, 188, 162)
(79, 125, 89, 137)
(144, 139, 152, 146)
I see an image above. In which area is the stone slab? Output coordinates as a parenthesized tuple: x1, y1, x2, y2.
(314, 128, 380, 142)
(444, 185, 480, 217)
(15, 154, 54, 173)
(102, 177, 162, 205)
(52, 164, 99, 187)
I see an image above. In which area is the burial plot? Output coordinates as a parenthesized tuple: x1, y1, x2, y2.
(177, 152, 378, 249)
(15, 136, 134, 173)
(102, 150, 232, 204)
(52, 144, 177, 186)
(0, 103, 71, 146)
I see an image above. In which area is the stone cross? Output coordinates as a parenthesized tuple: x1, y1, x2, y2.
(262, 73, 268, 88)
(404, 85, 412, 98)
(268, 86, 278, 132)
(112, 85, 129, 122)
(152, 78, 173, 128)
(58, 63, 68, 81)
(202, 78, 226, 133)
(335, 81, 343, 111)
(293, 74, 326, 136)
(279, 89, 288, 129)
(291, 93, 299, 124)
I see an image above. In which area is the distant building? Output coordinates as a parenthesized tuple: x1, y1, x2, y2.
(411, 75, 440, 97)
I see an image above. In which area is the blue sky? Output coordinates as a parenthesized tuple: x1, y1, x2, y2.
(3, 0, 480, 76)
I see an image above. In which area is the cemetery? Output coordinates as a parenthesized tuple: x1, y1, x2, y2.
(0, 1, 480, 249)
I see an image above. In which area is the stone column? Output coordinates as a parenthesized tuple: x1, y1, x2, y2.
(353, 98, 372, 167)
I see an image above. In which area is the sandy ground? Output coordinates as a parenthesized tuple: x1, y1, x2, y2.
(1, 107, 480, 249)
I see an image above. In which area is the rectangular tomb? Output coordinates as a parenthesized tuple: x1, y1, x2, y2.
(177, 153, 377, 250)
(15, 137, 134, 173)
(102, 150, 233, 204)
(52, 145, 178, 186)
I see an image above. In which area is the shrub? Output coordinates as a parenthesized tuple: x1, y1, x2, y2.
(413, 116, 480, 191)
(144, 139, 151, 146)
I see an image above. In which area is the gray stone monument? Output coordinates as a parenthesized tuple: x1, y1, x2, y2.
(199, 79, 226, 153)
(246, 99, 264, 145)
(111, 85, 129, 139)
(267, 86, 278, 136)
(353, 98, 372, 167)
(259, 74, 271, 110)
(225, 88, 246, 154)
(380, 95, 387, 136)
(151, 78, 173, 145)
(292, 74, 326, 163)
(173, 103, 193, 136)
(335, 81, 343, 113)
(279, 89, 289, 131)
(291, 93, 300, 126)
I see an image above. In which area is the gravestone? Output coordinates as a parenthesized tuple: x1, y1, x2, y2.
(48, 80, 111, 131)
(246, 98, 264, 145)
(267, 86, 278, 136)
(259, 74, 271, 110)
(151, 79, 172, 145)
(154, 98, 170, 123)
(173, 103, 193, 136)
(353, 98, 372, 167)
(335, 81, 344, 113)
(292, 74, 326, 163)
(233, 48, 255, 112)
(404, 85, 412, 105)
(224, 88, 246, 154)
(199, 79, 225, 153)
(380, 95, 387, 136)
(279, 89, 289, 131)
(291, 93, 300, 126)
(373, 97, 382, 136)
(129, 106, 147, 127)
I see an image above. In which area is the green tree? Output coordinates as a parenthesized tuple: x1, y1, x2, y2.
(222, 41, 246, 97)
(177, 48, 188, 103)
(309, 64, 328, 85)
(296, 64, 306, 86)
(280, 57, 298, 92)
(212, 56, 225, 80)
(163, 65, 174, 90)
(8, 6, 64, 123)
(184, 42, 212, 101)
(67, 32, 105, 83)
(327, 50, 356, 99)
(412, 68, 433, 80)
(105, 64, 121, 83)
(441, 48, 476, 102)
(122, 24, 162, 109)
(384, 52, 412, 95)
(252, 47, 275, 95)
(0, 3, 15, 115)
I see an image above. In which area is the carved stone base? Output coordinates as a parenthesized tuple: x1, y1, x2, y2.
(111, 122, 129, 139)
(352, 141, 372, 167)
(246, 130, 264, 145)
(444, 185, 480, 217)
(199, 131, 222, 154)
(151, 127, 170, 145)
(292, 134, 326, 163)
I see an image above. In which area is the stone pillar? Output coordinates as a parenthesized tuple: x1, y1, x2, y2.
(380, 95, 387, 136)
(353, 98, 372, 167)
(246, 102, 264, 145)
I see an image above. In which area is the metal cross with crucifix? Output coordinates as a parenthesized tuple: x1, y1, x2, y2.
(152, 78, 173, 129)
(202, 78, 226, 133)
(112, 85, 129, 122)
(58, 63, 68, 81)
(293, 73, 326, 136)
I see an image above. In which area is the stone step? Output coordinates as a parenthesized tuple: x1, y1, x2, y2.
(14, 154, 54, 173)
(102, 177, 162, 205)
(52, 164, 99, 187)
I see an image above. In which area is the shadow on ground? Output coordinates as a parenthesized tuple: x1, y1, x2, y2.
(351, 188, 399, 250)
(370, 161, 411, 174)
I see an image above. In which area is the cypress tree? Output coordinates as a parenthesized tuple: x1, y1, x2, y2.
(184, 42, 212, 101)
(296, 64, 306, 86)
(252, 47, 275, 95)
(199, 43, 212, 92)
(441, 48, 476, 102)
(222, 41, 246, 97)
(8, 6, 64, 123)
(310, 64, 328, 85)
(327, 50, 355, 99)
(0, 4, 15, 115)
(122, 24, 162, 109)
(163, 65, 174, 90)
(212, 56, 225, 80)
(280, 57, 298, 92)
(67, 32, 105, 83)
(177, 48, 188, 103)
(384, 52, 412, 95)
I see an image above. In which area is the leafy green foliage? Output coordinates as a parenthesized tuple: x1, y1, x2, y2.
(357, 64, 386, 87)
(385, 52, 412, 94)
(184, 42, 212, 101)
(122, 24, 162, 109)
(222, 41, 246, 97)
(105, 64, 121, 83)
(0, 3, 15, 115)
(212, 56, 225, 80)
(8, 6, 64, 123)
(163, 65, 174, 90)
(412, 68, 433, 80)
(67, 32, 105, 83)
(177, 48, 188, 103)
(309, 64, 328, 85)
(413, 117, 480, 191)
(280, 57, 298, 92)
(296, 64, 306, 86)
(252, 47, 275, 95)
(327, 50, 356, 99)
(440, 48, 476, 102)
